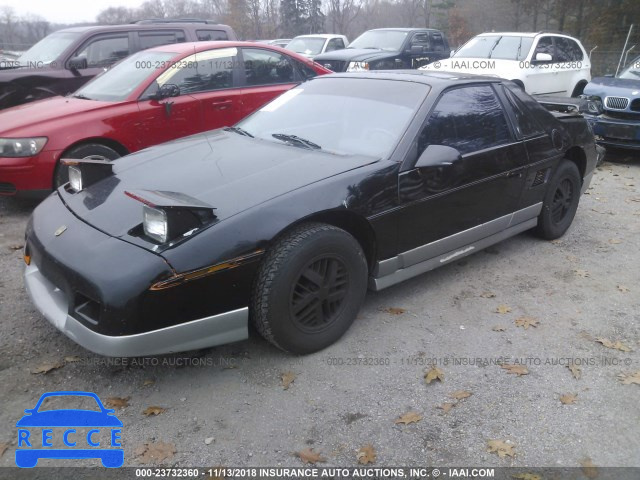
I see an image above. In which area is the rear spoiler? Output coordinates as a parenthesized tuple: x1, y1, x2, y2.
(535, 96, 590, 115)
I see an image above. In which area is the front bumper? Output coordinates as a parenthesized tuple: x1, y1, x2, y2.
(585, 114, 640, 150)
(0, 150, 61, 195)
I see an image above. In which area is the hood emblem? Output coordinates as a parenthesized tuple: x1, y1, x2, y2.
(54, 225, 67, 237)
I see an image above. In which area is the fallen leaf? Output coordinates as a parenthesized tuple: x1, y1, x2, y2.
(574, 269, 590, 278)
(437, 402, 455, 413)
(617, 371, 640, 385)
(551, 239, 562, 244)
(143, 379, 155, 387)
(480, 292, 496, 298)
(281, 371, 296, 390)
(0, 442, 8, 458)
(135, 442, 176, 464)
(512, 474, 541, 480)
(356, 444, 376, 464)
(142, 406, 166, 416)
(608, 238, 622, 244)
(30, 361, 64, 374)
(9, 244, 23, 250)
(580, 458, 598, 479)
(105, 397, 130, 409)
(449, 390, 472, 400)
(500, 364, 529, 376)
(617, 285, 630, 293)
(395, 411, 423, 425)
(296, 448, 326, 464)
(560, 393, 577, 405)
(424, 367, 444, 384)
(487, 439, 516, 458)
(596, 338, 631, 352)
(495, 305, 512, 314)
(492, 325, 506, 332)
(64, 355, 81, 363)
(568, 364, 581, 380)
(383, 307, 406, 315)
(515, 316, 539, 329)
(204, 437, 215, 445)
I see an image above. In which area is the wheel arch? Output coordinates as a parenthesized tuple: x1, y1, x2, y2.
(571, 80, 588, 97)
(564, 145, 587, 182)
(60, 137, 130, 158)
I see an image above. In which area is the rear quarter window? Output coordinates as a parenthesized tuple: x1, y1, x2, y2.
(197, 30, 229, 41)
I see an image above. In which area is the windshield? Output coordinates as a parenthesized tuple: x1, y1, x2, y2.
(454, 35, 533, 60)
(619, 58, 640, 79)
(237, 78, 429, 157)
(18, 31, 81, 65)
(348, 30, 408, 52)
(287, 37, 326, 55)
(74, 50, 175, 102)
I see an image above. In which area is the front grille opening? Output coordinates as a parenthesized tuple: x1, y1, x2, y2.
(74, 293, 101, 325)
(605, 96, 630, 110)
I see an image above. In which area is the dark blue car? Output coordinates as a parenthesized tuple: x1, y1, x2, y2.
(581, 56, 640, 149)
(15, 391, 123, 468)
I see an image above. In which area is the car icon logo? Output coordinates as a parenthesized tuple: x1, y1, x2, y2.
(54, 225, 67, 237)
(15, 391, 123, 468)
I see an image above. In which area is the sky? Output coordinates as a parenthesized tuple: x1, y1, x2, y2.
(0, 0, 146, 24)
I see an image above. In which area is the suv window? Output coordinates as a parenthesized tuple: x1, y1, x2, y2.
(418, 85, 511, 155)
(431, 32, 445, 52)
(411, 33, 430, 48)
(139, 30, 186, 50)
(242, 48, 294, 86)
(502, 86, 543, 137)
(76, 36, 130, 68)
(326, 38, 345, 52)
(197, 30, 229, 41)
(533, 36, 554, 60)
(157, 47, 238, 94)
(555, 37, 583, 62)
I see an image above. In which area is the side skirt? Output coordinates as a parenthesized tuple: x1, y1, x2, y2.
(369, 203, 542, 291)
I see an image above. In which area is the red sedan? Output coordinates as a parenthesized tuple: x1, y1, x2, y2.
(0, 42, 330, 196)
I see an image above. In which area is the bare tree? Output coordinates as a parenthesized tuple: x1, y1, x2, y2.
(326, 0, 362, 37)
(96, 7, 137, 25)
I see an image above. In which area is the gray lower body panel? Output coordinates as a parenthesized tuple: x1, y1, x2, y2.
(370, 203, 542, 291)
(25, 263, 249, 357)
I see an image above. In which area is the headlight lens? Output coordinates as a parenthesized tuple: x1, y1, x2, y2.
(68, 166, 83, 192)
(347, 61, 369, 72)
(143, 205, 168, 244)
(580, 95, 603, 114)
(0, 137, 47, 157)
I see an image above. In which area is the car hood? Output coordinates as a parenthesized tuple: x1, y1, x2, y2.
(16, 410, 122, 427)
(0, 96, 117, 135)
(314, 48, 396, 63)
(583, 76, 640, 97)
(61, 130, 379, 243)
(421, 57, 514, 76)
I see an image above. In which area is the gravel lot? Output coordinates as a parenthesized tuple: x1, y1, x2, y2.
(0, 151, 638, 475)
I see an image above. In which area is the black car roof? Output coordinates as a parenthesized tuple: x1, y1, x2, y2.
(59, 24, 230, 34)
(318, 70, 502, 85)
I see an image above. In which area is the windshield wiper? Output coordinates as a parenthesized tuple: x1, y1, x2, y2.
(224, 126, 254, 138)
(487, 37, 502, 59)
(71, 93, 93, 100)
(272, 133, 321, 150)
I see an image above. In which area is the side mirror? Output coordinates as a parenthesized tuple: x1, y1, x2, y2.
(534, 52, 552, 62)
(68, 56, 88, 71)
(415, 144, 462, 169)
(152, 84, 180, 100)
(410, 45, 426, 54)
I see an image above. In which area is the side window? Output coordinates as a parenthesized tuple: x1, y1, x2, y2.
(242, 48, 294, 86)
(503, 86, 544, 137)
(418, 85, 512, 156)
(156, 47, 237, 94)
(411, 33, 430, 48)
(431, 33, 445, 52)
(294, 59, 318, 81)
(326, 38, 345, 52)
(139, 31, 186, 50)
(533, 36, 554, 60)
(567, 38, 583, 61)
(197, 30, 229, 41)
(76, 36, 130, 68)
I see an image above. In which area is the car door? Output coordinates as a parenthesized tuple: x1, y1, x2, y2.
(554, 37, 585, 95)
(238, 47, 300, 118)
(396, 84, 528, 257)
(324, 37, 346, 54)
(407, 32, 432, 68)
(527, 36, 561, 95)
(64, 33, 133, 93)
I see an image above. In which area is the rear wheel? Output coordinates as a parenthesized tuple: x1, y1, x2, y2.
(251, 223, 368, 354)
(54, 143, 121, 189)
(534, 160, 581, 240)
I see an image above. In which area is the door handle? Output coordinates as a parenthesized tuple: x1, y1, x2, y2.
(211, 99, 232, 110)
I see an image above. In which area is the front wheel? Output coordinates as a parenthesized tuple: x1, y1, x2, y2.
(54, 143, 121, 189)
(534, 160, 581, 240)
(251, 223, 368, 354)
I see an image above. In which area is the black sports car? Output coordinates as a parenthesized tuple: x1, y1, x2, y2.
(24, 71, 599, 356)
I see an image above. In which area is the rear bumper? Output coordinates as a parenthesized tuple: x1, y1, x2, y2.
(25, 261, 248, 357)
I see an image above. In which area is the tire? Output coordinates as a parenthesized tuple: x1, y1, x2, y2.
(534, 160, 581, 240)
(54, 143, 121, 189)
(251, 222, 368, 354)
(571, 81, 587, 97)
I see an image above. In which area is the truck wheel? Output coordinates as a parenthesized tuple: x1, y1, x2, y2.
(54, 143, 121, 189)
(535, 160, 581, 240)
(251, 223, 368, 354)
